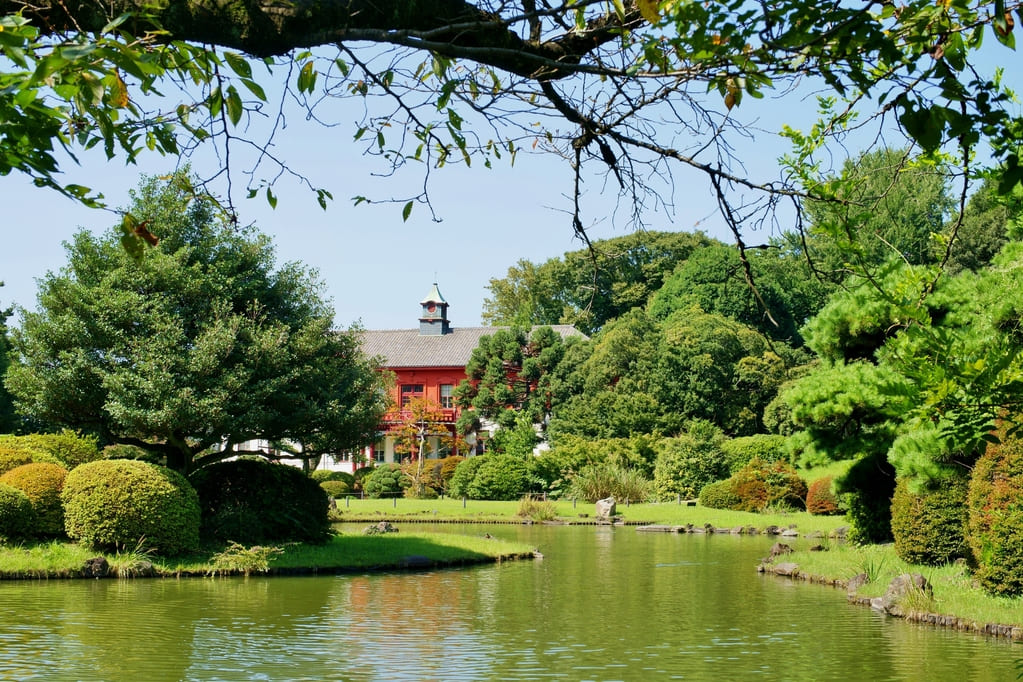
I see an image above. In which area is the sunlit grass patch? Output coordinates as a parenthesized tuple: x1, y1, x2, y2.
(334, 497, 850, 535)
(787, 543, 1023, 628)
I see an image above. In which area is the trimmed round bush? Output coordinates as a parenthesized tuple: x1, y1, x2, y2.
(891, 477, 969, 566)
(729, 457, 807, 512)
(0, 435, 69, 473)
(0, 446, 35, 477)
(967, 435, 1023, 596)
(698, 479, 742, 510)
(311, 469, 356, 487)
(320, 480, 351, 498)
(62, 460, 200, 555)
(191, 459, 331, 545)
(806, 477, 841, 516)
(103, 443, 160, 463)
(21, 430, 101, 469)
(0, 462, 68, 537)
(362, 463, 408, 498)
(0, 483, 35, 542)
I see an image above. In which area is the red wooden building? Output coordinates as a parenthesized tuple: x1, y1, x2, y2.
(356, 284, 580, 468)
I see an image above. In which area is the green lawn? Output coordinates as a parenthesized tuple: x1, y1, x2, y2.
(782, 542, 1023, 629)
(0, 532, 535, 579)
(331, 496, 850, 535)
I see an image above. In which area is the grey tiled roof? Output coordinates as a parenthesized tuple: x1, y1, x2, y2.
(360, 325, 583, 368)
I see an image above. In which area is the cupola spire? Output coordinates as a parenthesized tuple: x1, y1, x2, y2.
(419, 283, 451, 335)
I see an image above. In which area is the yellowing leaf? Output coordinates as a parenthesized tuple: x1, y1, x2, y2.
(110, 71, 129, 108)
(724, 78, 741, 110)
(637, 0, 661, 24)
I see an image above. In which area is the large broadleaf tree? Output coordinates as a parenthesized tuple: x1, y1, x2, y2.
(4, 172, 388, 473)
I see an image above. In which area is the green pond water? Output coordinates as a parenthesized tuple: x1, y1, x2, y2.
(0, 524, 1018, 681)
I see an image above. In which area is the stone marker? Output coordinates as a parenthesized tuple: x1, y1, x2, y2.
(595, 496, 617, 520)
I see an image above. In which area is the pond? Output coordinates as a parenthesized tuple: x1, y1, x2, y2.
(0, 524, 1018, 680)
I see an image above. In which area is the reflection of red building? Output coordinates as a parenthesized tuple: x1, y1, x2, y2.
(357, 284, 580, 468)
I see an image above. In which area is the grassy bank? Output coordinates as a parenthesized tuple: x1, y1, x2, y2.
(0, 532, 535, 580)
(772, 542, 1023, 631)
(331, 497, 850, 535)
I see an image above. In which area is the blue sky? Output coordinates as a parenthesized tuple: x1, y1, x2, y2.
(0, 93, 741, 330)
(1, 43, 1019, 331)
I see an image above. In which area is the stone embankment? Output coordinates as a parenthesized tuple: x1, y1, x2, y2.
(636, 523, 846, 539)
(757, 542, 1023, 642)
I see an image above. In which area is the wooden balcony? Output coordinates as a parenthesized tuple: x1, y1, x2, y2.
(381, 407, 459, 425)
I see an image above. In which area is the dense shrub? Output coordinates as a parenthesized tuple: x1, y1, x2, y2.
(535, 435, 658, 495)
(352, 466, 373, 491)
(21, 430, 101, 468)
(891, 477, 969, 566)
(426, 455, 464, 494)
(191, 459, 331, 545)
(362, 463, 408, 498)
(698, 479, 742, 510)
(568, 463, 650, 503)
(839, 452, 896, 544)
(0, 446, 35, 476)
(720, 434, 788, 473)
(103, 443, 160, 463)
(729, 457, 807, 512)
(518, 496, 558, 521)
(465, 455, 531, 501)
(62, 460, 200, 555)
(0, 462, 68, 537)
(967, 435, 1023, 596)
(0, 434, 64, 474)
(311, 469, 356, 487)
(653, 428, 728, 501)
(320, 480, 352, 498)
(806, 477, 842, 515)
(0, 483, 35, 542)
(448, 456, 490, 499)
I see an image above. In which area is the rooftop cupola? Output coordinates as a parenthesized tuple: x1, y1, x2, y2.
(419, 283, 451, 335)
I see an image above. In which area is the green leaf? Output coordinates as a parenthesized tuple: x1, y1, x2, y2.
(297, 61, 317, 94)
(240, 78, 266, 101)
(60, 43, 97, 60)
(225, 85, 243, 126)
(316, 188, 332, 210)
(224, 52, 252, 79)
(207, 87, 223, 118)
(100, 12, 133, 33)
(402, 201, 413, 222)
(266, 186, 278, 209)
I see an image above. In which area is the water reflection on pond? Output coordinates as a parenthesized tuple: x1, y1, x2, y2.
(0, 524, 1017, 680)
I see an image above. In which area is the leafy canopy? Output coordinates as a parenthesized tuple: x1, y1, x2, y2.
(0, 0, 1019, 245)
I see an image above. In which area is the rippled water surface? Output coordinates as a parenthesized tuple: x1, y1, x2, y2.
(0, 524, 1017, 680)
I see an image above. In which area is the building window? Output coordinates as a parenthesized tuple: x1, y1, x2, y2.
(440, 384, 454, 409)
(401, 384, 424, 406)
(374, 443, 386, 463)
